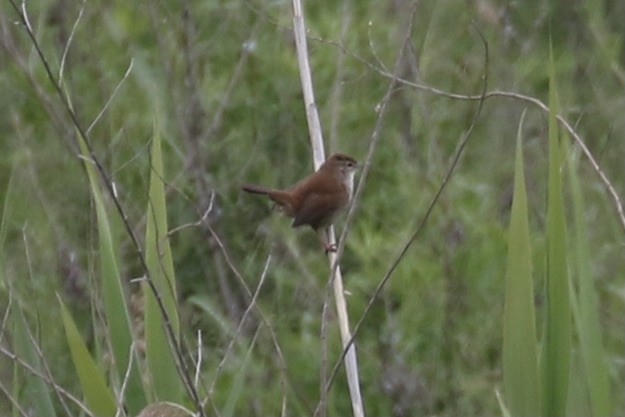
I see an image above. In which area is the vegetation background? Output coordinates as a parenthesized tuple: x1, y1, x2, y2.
(0, 0, 623, 416)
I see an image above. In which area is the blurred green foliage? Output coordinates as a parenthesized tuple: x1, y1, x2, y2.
(0, 0, 623, 415)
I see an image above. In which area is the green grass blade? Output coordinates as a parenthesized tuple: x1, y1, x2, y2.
(76, 132, 146, 414)
(59, 297, 117, 416)
(567, 148, 612, 415)
(223, 330, 259, 417)
(3, 172, 54, 415)
(143, 122, 182, 402)
(0, 165, 14, 276)
(502, 111, 541, 416)
(187, 294, 236, 338)
(541, 43, 572, 417)
(10, 306, 57, 417)
(566, 348, 593, 416)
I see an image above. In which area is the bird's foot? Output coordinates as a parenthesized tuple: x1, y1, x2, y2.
(324, 242, 338, 253)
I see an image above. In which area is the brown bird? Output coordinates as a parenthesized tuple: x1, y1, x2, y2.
(242, 153, 359, 252)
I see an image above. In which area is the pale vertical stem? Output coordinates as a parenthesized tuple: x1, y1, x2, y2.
(291, 0, 325, 168)
(291, 1, 365, 417)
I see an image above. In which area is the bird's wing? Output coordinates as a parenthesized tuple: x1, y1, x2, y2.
(292, 190, 344, 229)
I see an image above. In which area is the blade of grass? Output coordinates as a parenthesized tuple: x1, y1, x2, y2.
(222, 328, 260, 417)
(77, 130, 146, 414)
(0, 165, 15, 277)
(4, 177, 56, 416)
(541, 42, 572, 417)
(567, 146, 612, 416)
(187, 295, 236, 338)
(59, 296, 117, 416)
(11, 306, 57, 417)
(143, 122, 182, 402)
(565, 348, 592, 416)
(502, 111, 541, 416)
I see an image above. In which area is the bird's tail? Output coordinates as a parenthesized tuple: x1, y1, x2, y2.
(242, 184, 273, 195)
(242, 185, 295, 216)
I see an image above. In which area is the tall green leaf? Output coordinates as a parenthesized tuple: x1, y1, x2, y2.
(143, 124, 182, 402)
(541, 44, 572, 417)
(77, 132, 146, 414)
(502, 112, 541, 416)
(59, 297, 117, 416)
(567, 148, 612, 415)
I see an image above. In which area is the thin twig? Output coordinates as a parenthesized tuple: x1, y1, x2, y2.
(308, 33, 625, 234)
(0, 379, 29, 417)
(243, 2, 625, 232)
(195, 330, 203, 389)
(22, 228, 74, 416)
(163, 178, 290, 415)
(7, 2, 205, 414)
(161, 176, 288, 414)
(167, 192, 215, 237)
(319, 0, 352, 412)
(87, 59, 134, 135)
(366, 20, 389, 74)
(115, 341, 136, 417)
(0, 287, 12, 344)
(323, 20, 490, 395)
(143, 175, 205, 407)
(207, 253, 272, 399)
(58, 0, 85, 87)
(0, 344, 95, 416)
(201, 21, 261, 144)
(203, 224, 290, 415)
(0, 11, 73, 152)
(314, 3, 421, 415)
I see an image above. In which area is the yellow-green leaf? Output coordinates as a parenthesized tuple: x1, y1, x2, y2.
(567, 146, 612, 415)
(77, 130, 146, 414)
(143, 122, 182, 402)
(503, 111, 541, 416)
(541, 42, 572, 417)
(59, 297, 117, 416)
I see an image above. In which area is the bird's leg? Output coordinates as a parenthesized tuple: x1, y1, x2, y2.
(317, 228, 337, 253)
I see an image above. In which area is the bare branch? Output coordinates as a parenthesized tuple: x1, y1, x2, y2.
(194, 330, 203, 389)
(0, 344, 95, 416)
(308, 32, 625, 234)
(0, 287, 13, 345)
(167, 192, 215, 237)
(87, 59, 135, 135)
(203, 224, 290, 415)
(207, 253, 272, 400)
(323, 20, 490, 396)
(58, 0, 85, 86)
(115, 342, 136, 417)
(22, 227, 74, 416)
(7, 1, 205, 414)
(0, 379, 29, 417)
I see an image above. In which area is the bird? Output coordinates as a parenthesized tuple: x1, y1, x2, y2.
(242, 153, 359, 252)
